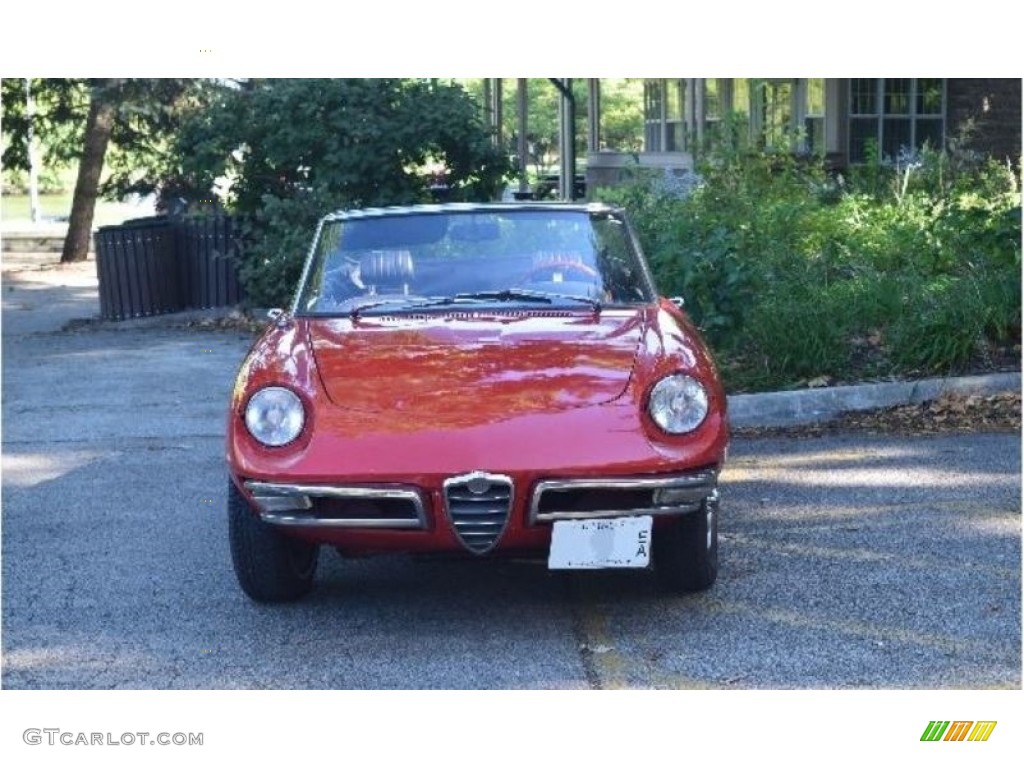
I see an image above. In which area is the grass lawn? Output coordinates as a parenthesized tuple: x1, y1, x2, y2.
(1, 193, 155, 228)
(1, 193, 73, 221)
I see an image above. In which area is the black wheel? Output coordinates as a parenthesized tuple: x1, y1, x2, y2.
(653, 495, 719, 593)
(227, 480, 319, 602)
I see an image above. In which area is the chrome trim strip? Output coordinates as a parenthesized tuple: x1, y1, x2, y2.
(532, 503, 704, 522)
(291, 216, 326, 315)
(244, 481, 428, 530)
(257, 513, 424, 530)
(324, 202, 617, 223)
(528, 470, 718, 524)
(256, 495, 313, 513)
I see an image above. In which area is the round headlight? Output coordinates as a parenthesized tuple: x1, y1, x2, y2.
(648, 374, 709, 434)
(244, 387, 305, 447)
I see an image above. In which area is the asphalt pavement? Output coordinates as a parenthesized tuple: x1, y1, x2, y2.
(1, 262, 1020, 689)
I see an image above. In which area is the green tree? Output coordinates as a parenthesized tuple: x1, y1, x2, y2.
(1, 78, 86, 175)
(172, 78, 512, 306)
(2, 78, 203, 261)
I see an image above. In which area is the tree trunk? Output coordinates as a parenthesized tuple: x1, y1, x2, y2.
(61, 87, 116, 263)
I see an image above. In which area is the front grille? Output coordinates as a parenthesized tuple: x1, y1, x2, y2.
(444, 472, 513, 554)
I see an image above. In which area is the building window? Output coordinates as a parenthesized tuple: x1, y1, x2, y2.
(738, 79, 822, 152)
(761, 80, 794, 149)
(665, 79, 685, 151)
(731, 79, 750, 121)
(804, 78, 825, 154)
(848, 78, 945, 162)
(915, 78, 944, 150)
(703, 78, 722, 138)
(644, 79, 686, 152)
(703, 79, 749, 146)
(644, 80, 662, 151)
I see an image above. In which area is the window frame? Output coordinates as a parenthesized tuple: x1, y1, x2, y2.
(847, 78, 946, 162)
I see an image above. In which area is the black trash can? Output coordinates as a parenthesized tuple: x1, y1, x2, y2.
(173, 215, 245, 310)
(95, 217, 184, 320)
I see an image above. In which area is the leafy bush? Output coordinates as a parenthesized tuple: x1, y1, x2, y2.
(172, 79, 512, 306)
(598, 145, 1021, 392)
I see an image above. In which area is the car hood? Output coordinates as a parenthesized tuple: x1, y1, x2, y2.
(306, 310, 645, 416)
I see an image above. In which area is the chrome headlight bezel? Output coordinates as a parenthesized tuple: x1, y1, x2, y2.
(244, 386, 306, 447)
(647, 373, 710, 435)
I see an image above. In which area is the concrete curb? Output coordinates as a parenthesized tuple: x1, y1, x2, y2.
(727, 372, 1022, 428)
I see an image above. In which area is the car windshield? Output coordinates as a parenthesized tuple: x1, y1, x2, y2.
(294, 207, 655, 315)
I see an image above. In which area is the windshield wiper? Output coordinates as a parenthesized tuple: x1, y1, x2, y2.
(453, 289, 553, 304)
(454, 289, 602, 312)
(348, 294, 499, 318)
(348, 296, 454, 319)
(349, 289, 601, 319)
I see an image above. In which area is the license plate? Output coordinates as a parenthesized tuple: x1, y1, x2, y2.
(548, 515, 652, 569)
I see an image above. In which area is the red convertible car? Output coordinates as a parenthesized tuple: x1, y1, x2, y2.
(227, 203, 728, 601)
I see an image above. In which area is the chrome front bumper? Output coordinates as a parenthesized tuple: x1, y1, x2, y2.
(243, 481, 428, 529)
(244, 468, 718, 533)
(528, 469, 719, 524)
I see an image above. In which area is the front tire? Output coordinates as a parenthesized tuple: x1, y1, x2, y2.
(228, 480, 319, 602)
(653, 495, 719, 593)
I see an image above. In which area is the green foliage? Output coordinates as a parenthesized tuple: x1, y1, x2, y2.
(170, 79, 512, 306)
(599, 144, 1022, 392)
(1, 78, 204, 201)
(97, 79, 208, 201)
(1, 166, 68, 194)
(1, 78, 87, 173)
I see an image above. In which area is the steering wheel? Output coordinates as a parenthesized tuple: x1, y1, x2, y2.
(521, 260, 600, 283)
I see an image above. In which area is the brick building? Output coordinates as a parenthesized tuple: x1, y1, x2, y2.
(946, 79, 1022, 163)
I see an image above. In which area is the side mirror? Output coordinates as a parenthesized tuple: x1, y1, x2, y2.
(669, 296, 685, 309)
(267, 308, 291, 327)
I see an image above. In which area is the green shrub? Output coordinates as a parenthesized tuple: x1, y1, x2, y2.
(173, 79, 512, 307)
(598, 143, 1021, 392)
